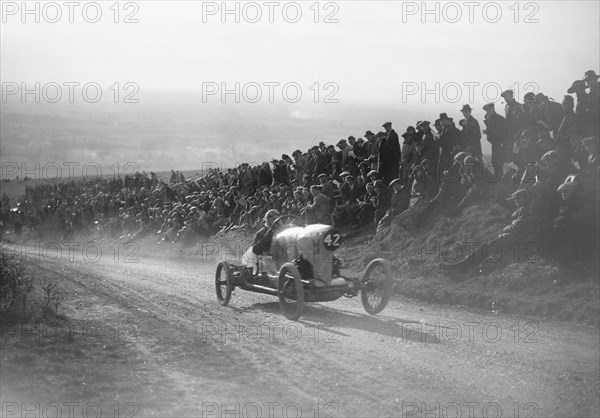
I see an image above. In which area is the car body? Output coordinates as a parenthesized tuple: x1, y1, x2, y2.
(215, 216, 393, 320)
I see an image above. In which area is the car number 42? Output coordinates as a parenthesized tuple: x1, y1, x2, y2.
(323, 231, 341, 249)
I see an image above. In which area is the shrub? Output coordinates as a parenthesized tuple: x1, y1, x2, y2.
(0, 250, 34, 316)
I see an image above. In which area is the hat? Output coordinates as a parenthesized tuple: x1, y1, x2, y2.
(483, 103, 495, 111)
(460, 104, 473, 112)
(319, 141, 326, 146)
(348, 136, 356, 141)
(292, 149, 302, 156)
(367, 170, 379, 178)
(264, 209, 281, 220)
(507, 189, 530, 201)
(389, 178, 402, 187)
(311, 145, 319, 151)
(541, 150, 559, 161)
(524, 92, 536, 102)
(584, 70, 600, 80)
(358, 161, 369, 168)
(567, 80, 587, 94)
(439, 113, 453, 121)
(500, 90, 514, 98)
(582, 136, 598, 146)
(401, 126, 416, 137)
(346, 175, 355, 181)
(336, 139, 347, 147)
(356, 138, 365, 143)
(417, 120, 430, 127)
(382, 121, 392, 127)
(318, 173, 329, 180)
(365, 130, 375, 137)
(339, 171, 351, 177)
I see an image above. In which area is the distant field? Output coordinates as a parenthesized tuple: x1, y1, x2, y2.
(0, 169, 208, 206)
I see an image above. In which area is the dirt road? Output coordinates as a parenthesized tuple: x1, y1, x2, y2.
(1, 243, 598, 417)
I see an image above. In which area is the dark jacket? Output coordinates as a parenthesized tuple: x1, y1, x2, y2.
(484, 112, 508, 145)
(252, 226, 274, 255)
(378, 130, 401, 181)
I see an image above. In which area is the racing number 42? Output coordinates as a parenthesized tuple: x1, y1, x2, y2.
(323, 231, 341, 250)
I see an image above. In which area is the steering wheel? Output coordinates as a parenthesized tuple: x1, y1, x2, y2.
(271, 214, 301, 233)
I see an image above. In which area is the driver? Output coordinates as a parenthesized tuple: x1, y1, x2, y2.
(242, 209, 280, 269)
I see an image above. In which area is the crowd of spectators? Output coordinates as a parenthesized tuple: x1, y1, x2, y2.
(1, 70, 598, 270)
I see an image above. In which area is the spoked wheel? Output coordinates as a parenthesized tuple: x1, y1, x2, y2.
(278, 263, 304, 320)
(360, 258, 393, 315)
(272, 214, 301, 233)
(215, 261, 233, 306)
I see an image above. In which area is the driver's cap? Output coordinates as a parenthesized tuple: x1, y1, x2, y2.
(264, 209, 280, 220)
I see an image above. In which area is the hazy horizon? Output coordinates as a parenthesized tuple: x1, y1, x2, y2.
(2, 1, 599, 174)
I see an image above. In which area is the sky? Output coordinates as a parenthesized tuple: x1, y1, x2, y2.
(1, 0, 599, 170)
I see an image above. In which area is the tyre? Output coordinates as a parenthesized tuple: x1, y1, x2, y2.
(278, 263, 304, 320)
(360, 258, 393, 315)
(215, 261, 233, 306)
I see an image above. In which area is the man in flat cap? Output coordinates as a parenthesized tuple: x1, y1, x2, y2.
(534, 93, 564, 137)
(415, 120, 439, 175)
(482, 102, 509, 177)
(377, 121, 401, 184)
(340, 174, 361, 204)
(318, 173, 336, 200)
(581, 136, 599, 171)
(312, 144, 329, 183)
(400, 126, 418, 184)
(459, 104, 483, 162)
(567, 79, 598, 137)
(304, 185, 331, 225)
(377, 178, 411, 230)
(438, 113, 461, 175)
(364, 133, 379, 172)
(501, 90, 525, 160)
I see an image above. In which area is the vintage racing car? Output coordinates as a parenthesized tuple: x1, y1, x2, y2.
(215, 215, 393, 320)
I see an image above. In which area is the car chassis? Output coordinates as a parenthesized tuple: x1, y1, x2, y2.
(215, 215, 393, 320)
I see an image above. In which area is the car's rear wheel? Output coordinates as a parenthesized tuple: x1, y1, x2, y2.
(278, 263, 304, 320)
(215, 261, 233, 306)
(360, 258, 393, 315)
